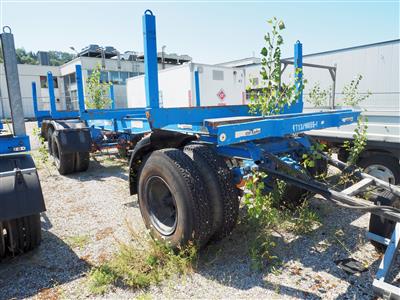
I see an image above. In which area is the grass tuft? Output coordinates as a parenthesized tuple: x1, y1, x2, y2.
(65, 235, 90, 249)
(87, 228, 197, 295)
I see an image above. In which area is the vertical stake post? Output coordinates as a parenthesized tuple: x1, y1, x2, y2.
(143, 10, 159, 109)
(194, 70, 201, 107)
(76, 65, 86, 115)
(32, 82, 39, 117)
(1, 28, 26, 135)
(47, 71, 57, 116)
(109, 84, 115, 109)
(294, 41, 304, 113)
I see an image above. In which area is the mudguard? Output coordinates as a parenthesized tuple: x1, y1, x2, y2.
(53, 128, 91, 154)
(129, 130, 196, 195)
(0, 154, 46, 221)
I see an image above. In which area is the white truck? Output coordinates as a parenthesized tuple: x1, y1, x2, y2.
(300, 40, 400, 185)
(126, 62, 247, 108)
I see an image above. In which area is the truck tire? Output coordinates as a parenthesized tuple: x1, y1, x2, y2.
(4, 214, 41, 254)
(368, 191, 400, 253)
(358, 155, 400, 185)
(0, 223, 6, 258)
(137, 149, 213, 249)
(51, 132, 75, 175)
(280, 158, 328, 209)
(184, 143, 240, 241)
(75, 152, 90, 172)
(47, 127, 54, 155)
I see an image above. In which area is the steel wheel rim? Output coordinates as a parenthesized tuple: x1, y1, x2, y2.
(364, 164, 395, 184)
(145, 176, 177, 236)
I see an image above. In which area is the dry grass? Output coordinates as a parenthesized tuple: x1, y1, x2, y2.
(87, 225, 197, 295)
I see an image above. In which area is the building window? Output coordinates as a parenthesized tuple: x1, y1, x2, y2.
(69, 73, 76, 84)
(212, 70, 224, 81)
(53, 77, 59, 88)
(40, 76, 48, 88)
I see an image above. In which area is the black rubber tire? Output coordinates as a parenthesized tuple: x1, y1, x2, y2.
(138, 148, 213, 249)
(280, 158, 328, 209)
(0, 223, 6, 258)
(368, 191, 400, 253)
(3, 215, 41, 255)
(47, 127, 54, 155)
(26, 214, 42, 251)
(75, 152, 90, 172)
(184, 143, 240, 241)
(51, 131, 75, 175)
(4, 219, 19, 255)
(358, 155, 400, 185)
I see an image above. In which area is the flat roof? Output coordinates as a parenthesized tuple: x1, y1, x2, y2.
(286, 39, 400, 60)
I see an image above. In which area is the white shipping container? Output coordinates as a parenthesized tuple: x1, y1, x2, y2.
(126, 63, 247, 108)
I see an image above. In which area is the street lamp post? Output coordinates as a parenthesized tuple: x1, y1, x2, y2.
(69, 46, 79, 57)
(161, 45, 166, 69)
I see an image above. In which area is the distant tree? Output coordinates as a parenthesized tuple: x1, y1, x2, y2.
(15, 48, 38, 64)
(0, 47, 74, 65)
(48, 51, 75, 66)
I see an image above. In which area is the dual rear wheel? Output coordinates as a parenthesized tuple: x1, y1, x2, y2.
(48, 130, 90, 175)
(137, 145, 240, 249)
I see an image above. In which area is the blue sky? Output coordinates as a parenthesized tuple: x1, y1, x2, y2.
(1, 1, 399, 64)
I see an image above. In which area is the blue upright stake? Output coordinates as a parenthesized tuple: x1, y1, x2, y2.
(293, 41, 304, 113)
(109, 84, 115, 109)
(47, 71, 57, 116)
(143, 10, 159, 109)
(32, 82, 39, 117)
(76, 65, 86, 115)
(194, 70, 201, 107)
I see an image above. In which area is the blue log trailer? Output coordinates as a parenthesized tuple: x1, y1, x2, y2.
(33, 65, 149, 174)
(133, 11, 400, 298)
(32, 10, 399, 297)
(0, 27, 45, 259)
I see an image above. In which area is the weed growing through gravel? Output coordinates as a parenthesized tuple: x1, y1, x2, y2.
(87, 229, 197, 295)
(244, 173, 321, 270)
(31, 127, 53, 174)
(66, 235, 90, 249)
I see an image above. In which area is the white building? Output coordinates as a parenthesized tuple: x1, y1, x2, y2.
(127, 62, 247, 108)
(218, 40, 400, 113)
(0, 48, 191, 118)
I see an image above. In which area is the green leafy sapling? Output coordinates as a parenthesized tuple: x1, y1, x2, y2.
(344, 116, 368, 165)
(248, 17, 305, 116)
(341, 74, 370, 165)
(86, 64, 112, 109)
(342, 74, 371, 107)
(307, 82, 332, 107)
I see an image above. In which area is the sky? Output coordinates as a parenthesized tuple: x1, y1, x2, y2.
(0, 0, 399, 64)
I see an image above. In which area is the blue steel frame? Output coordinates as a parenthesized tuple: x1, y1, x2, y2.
(0, 135, 31, 155)
(31, 10, 360, 160)
(33, 65, 150, 135)
(141, 10, 360, 149)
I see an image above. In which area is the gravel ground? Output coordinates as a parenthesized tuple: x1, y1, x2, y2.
(0, 122, 399, 300)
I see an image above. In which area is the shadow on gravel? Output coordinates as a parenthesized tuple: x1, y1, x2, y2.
(64, 159, 129, 182)
(0, 217, 90, 300)
(197, 200, 385, 299)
